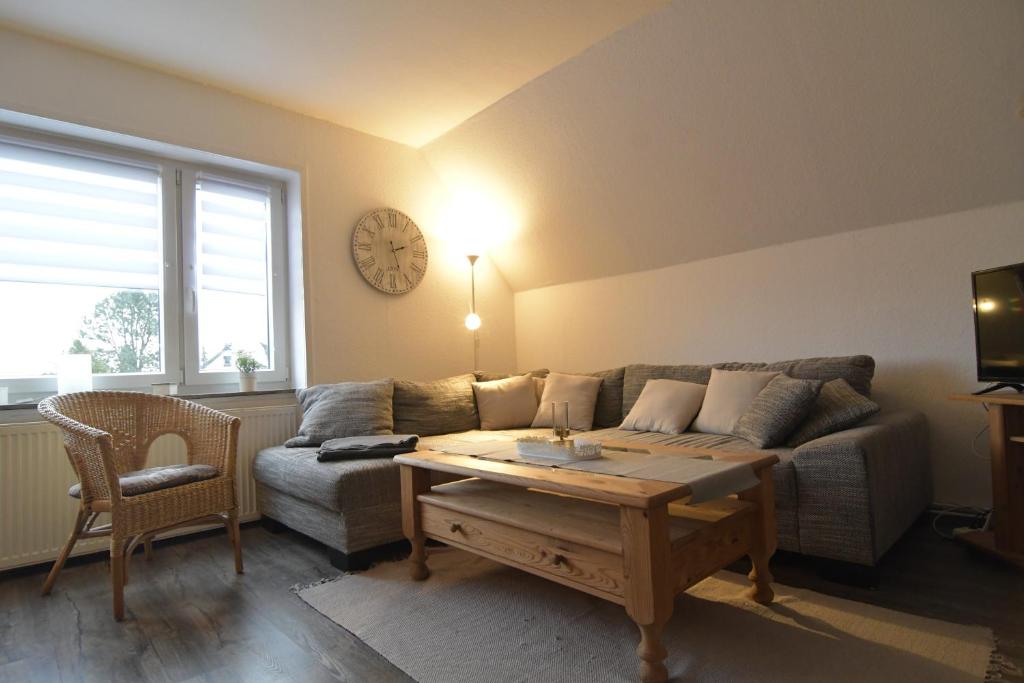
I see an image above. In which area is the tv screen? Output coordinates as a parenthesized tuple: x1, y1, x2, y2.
(973, 262, 1024, 382)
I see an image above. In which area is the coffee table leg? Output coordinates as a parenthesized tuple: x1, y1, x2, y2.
(739, 466, 777, 605)
(400, 464, 431, 581)
(621, 505, 672, 683)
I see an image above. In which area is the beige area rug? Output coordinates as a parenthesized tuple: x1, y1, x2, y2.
(297, 548, 995, 683)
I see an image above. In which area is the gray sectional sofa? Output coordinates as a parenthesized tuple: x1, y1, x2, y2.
(253, 356, 930, 569)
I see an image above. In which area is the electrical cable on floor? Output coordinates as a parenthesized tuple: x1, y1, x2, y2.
(931, 505, 990, 541)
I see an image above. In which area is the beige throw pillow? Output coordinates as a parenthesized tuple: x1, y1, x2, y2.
(692, 369, 779, 435)
(620, 379, 707, 434)
(472, 375, 539, 430)
(531, 372, 603, 431)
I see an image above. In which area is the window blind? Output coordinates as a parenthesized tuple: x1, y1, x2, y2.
(195, 178, 270, 296)
(0, 140, 161, 289)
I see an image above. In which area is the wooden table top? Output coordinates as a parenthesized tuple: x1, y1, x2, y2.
(949, 393, 1024, 406)
(395, 443, 778, 510)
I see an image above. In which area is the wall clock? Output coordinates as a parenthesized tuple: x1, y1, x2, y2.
(351, 208, 428, 294)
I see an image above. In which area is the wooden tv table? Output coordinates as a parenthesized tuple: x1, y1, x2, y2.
(950, 392, 1024, 570)
(396, 442, 779, 683)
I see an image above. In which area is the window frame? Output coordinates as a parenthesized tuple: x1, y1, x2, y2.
(0, 127, 289, 395)
(180, 166, 289, 386)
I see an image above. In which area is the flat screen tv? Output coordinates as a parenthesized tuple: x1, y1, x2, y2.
(972, 262, 1024, 392)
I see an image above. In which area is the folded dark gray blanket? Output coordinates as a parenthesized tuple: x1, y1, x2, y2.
(317, 435, 419, 462)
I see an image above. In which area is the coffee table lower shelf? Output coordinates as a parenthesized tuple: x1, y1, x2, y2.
(403, 473, 777, 683)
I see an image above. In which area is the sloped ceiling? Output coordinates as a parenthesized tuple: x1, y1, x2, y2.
(422, 0, 1024, 292)
(0, 0, 666, 147)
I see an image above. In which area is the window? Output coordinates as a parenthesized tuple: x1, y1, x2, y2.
(0, 132, 288, 395)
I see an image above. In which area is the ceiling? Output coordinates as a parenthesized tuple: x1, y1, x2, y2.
(0, 0, 666, 148)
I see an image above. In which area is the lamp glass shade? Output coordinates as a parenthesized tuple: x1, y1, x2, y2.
(464, 312, 482, 330)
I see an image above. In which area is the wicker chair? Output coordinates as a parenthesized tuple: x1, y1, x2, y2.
(37, 391, 243, 620)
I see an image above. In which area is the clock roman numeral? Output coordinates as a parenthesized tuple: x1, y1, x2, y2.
(412, 248, 426, 259)
(389, 273, 397, 290)
(411, 262, 424, 275)
(410, 234, 423, 243)
(373, 214, 386, 230)
(373, 268, 384, 286)
(401, 218, 410, 232)
(357, 242, 372, 251)
(358, 255, 375, 269)
(404, 273, 413, 286)
(388, 211, 397, 228)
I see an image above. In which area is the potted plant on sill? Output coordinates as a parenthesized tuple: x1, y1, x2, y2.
(235, 350, 262, 392)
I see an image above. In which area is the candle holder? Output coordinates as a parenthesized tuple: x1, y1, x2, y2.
(551, 401, 570, 442)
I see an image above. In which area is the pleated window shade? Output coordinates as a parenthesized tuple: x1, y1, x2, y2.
(0, 140, 162, 290)
(194, 177, 270, 297)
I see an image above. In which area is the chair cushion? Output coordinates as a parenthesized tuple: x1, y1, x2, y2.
(68, 463, 219, 499)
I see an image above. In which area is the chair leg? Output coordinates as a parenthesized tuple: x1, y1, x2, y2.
(111, 538, 126, 621)
(227, 510, 243, 574)
(41, 507, 88, 596)
(144, 538, 153, 561)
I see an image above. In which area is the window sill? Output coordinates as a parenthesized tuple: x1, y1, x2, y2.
(0, 388, 298, 424)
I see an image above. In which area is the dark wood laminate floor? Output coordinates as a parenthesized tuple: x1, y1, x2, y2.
(0, 518, 1021, 682)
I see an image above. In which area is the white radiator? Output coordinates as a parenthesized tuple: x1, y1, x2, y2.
(0, 404, 297, 571)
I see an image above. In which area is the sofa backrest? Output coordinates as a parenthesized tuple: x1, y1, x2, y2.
(621, 356, 875, 418)
(392, 373, 480, 436)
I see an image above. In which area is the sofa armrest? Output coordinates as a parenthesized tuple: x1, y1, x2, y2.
(792, 410, 930, 565)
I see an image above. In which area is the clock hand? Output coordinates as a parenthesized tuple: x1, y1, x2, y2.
(389, 240, 401, 269)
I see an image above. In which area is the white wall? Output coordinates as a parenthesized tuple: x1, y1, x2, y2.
(0, 28, 517, 383)
(516, 201, 1024, 507)
(423, 0, 1024, 292)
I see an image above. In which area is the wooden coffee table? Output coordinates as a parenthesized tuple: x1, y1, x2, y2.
(396, 441, 778, 683)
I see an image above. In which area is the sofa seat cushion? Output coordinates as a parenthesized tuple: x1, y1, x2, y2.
(255, 445, 409, 513)
(69, 463, 219, 499)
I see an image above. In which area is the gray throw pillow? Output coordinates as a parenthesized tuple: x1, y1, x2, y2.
(733, 375, 823, 448)
(393, 373, 479, 436)
(285, 379, 394, 447)
(785, 379, 880, 447)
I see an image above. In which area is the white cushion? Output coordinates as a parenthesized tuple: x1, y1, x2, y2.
(531, 372, 603, 431)
(692, 369, 779, 435)
(472, 375, 538, 430)
(533, 377, 546, 402)
(620, 379, 707, 434)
